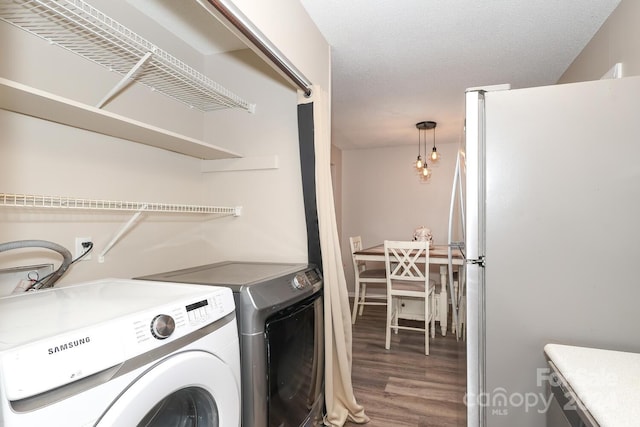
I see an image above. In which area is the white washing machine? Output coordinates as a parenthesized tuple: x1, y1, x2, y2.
(0, 278, 241, 427)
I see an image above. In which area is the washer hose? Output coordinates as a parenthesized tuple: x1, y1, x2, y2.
(0, 240, 73, 289)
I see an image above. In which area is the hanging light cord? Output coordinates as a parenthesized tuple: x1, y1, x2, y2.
(416, 126, 423, 169)
(422, 127, 429, 177)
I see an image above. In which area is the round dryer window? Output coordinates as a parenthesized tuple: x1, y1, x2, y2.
(95, 351, 240, 426)
(140, 387, 218, 425)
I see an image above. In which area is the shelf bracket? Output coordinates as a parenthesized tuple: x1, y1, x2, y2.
(96, 51, 154, 109)
(98, 206, 146, 263)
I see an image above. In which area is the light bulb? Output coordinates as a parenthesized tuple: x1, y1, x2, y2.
(416, 156, 423, 169)
(431, 147, 438, 161)
(422, 165, 429, 177)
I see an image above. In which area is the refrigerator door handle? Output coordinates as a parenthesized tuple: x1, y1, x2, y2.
(466, 256, 485, 267)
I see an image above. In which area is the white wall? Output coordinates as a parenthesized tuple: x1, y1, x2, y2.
(559, 0, 640, 82)
(0, 1, 330, 292)
(341, 142, 461, 291)
(200, 50, 308, 263)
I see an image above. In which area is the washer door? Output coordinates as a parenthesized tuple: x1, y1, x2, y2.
(95, 351, 240, 427)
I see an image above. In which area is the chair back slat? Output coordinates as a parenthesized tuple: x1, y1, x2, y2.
(384, 240, 430, 283)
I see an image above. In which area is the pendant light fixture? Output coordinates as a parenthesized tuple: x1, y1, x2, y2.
(415, 121, 435, 179)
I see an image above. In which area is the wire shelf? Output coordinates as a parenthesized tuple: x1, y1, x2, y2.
(0, 193, 241, 216)
(0, 0, 255, 112)
(1, 192, 241, 262)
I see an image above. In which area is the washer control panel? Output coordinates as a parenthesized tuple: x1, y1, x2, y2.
(185, 298, 214, 324)
(135, 291, 230, 344)
(291, 268, 322, 291)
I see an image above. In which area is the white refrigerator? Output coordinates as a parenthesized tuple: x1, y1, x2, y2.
(463, 75, 640, 427)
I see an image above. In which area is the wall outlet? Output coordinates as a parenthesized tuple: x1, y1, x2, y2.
(75, 237, 92, 261)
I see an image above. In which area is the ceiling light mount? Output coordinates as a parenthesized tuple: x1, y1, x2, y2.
(416, 121, 436, 131)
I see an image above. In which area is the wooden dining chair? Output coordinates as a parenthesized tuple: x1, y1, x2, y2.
(349, 236, 387, 324)
(383, 240, 436, 355)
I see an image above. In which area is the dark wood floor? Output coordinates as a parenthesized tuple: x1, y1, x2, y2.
(345, 303, 467, 427)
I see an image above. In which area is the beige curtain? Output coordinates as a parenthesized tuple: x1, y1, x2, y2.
(299, 86, 369, 426)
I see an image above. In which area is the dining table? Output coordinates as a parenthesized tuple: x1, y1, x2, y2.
(353, 243, 465, 337)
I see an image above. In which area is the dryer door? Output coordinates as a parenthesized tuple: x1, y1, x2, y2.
(95, 351, 240, 426)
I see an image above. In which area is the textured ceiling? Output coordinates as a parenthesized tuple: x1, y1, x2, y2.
(300, 0, 621, 150)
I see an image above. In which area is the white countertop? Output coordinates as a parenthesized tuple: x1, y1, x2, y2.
(544, 344, 640, 427)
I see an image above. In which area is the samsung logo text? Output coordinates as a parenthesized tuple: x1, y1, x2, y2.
(48, 337, 91, 354)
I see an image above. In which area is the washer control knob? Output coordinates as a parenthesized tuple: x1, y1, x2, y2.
(150, 314, 175, 340)
(292, 273, 307, 290)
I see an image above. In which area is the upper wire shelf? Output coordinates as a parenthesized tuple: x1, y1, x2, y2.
(0, 193, 242, 216)
(0, 0, 255, 113)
